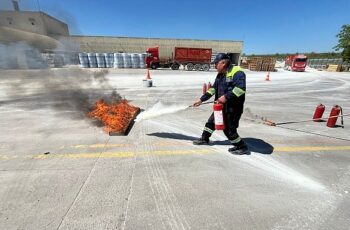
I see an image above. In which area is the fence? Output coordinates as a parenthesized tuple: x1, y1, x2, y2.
(307, 58, 349, 71)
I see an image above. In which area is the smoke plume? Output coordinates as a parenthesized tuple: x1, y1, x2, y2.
(0, 68, 122, 120)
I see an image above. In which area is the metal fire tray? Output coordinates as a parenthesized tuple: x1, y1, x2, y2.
(109, 108, 140, 136)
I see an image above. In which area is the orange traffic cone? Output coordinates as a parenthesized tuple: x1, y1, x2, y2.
(146, 69, 152, 80)
(208, 82, 212, 89)
(265, 72, 270, 81)
(202, 83, 207, 95)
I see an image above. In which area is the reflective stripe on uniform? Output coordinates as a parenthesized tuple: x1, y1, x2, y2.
(226, 66, 243, 79)
(204, 127, 214, 134)
(207, 88, 216, 95)
(232, 87, 245, 97)
(230, 136, 241, 144)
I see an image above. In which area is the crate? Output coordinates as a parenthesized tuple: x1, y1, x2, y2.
(248, 63, 257, 71)
(240, 63, 249, 69)
(246, 57, 276, 71)
(268, 63, 275, 71)
(261, 63, 270, 71)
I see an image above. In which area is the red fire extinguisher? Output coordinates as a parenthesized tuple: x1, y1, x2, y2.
(213, 102, 225, 130)
(327, 105, 343, 128)
(313, 104, 325, 122)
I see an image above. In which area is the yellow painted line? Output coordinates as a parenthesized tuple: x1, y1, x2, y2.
(153, 141, 184, 147)
(275, 146, 350, 152)
(2, 146, 350, 161)
(0, 156, 18, 160)
(68, 142, 182, 149)
(35, 152, 134, 159)
(154, 143, 184, 147)
(34, 149, 211, 159)
(70, 143, 130, 149)
(144, 149, 211, 155)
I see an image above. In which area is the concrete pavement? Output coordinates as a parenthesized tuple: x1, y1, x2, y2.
(0, 67, 349, 229)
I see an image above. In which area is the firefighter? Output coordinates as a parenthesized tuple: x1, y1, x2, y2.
(192, 53, 249, 155)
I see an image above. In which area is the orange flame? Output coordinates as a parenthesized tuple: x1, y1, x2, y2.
(88, 99, 139, 133)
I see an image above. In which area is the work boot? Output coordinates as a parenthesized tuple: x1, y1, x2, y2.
(228, 144, 250, 155)
(193, 137, 209, 145)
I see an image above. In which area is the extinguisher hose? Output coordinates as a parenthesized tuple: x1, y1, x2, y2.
(188, 101, 214, 108)
(270, 113, 350, 126)
(340, 106, 344, 128)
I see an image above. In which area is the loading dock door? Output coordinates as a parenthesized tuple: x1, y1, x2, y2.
(227, 53, 240, 66)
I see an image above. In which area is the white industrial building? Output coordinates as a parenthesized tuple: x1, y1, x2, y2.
(0, 0, 243, 67)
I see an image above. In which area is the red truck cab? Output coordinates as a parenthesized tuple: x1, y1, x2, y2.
(284, 54, 307, 72)
(146, 47, 161, 69)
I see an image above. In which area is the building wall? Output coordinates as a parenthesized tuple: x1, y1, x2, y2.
(0, 11, 69, 37)
(0, 11, 47, 35)
(67, 36, 243, 64)
(68, 35, 243, 65)
(41, 12, 69, 37)
(68, 36, 243, 56)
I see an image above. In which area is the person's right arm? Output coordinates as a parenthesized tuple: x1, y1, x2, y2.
(200, 79, 217, 102)
(193, 78, 217, 107)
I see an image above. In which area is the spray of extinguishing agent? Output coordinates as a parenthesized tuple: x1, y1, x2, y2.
(135, 101, 216, 122)
(135, 101, 189, 122)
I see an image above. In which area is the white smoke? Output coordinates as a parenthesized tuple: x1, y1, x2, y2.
(135, 101, 189, 122)
(0, 42, 47, 69)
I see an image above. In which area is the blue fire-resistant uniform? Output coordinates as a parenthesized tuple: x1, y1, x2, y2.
(199, 65, 246, 146)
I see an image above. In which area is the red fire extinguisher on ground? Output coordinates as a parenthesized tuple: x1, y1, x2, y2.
(327, 105, 343, 128)
(313, 104, 325, 122)
(213, 102, 225, 130)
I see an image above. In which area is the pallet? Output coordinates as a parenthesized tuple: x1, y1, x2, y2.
(240, 63, 249, 69)
(268, 63, 275, 71)
(326, 64, 341, 72)
(247, 57, 276, 71)
(248, 63, 257, 71)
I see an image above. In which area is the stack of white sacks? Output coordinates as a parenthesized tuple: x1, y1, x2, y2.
(78, 52, 146, 68)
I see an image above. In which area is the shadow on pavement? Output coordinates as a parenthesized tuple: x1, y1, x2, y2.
(212, 138, 274, 154)
(244, 138, 274, 155)
(147, 132, 197, 141)
(147, 132, 274, 155)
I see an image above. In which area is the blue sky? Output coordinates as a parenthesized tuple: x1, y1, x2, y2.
(1, 0, 349, 54)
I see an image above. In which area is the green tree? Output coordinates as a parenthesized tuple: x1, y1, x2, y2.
(334, 25, 350, 62)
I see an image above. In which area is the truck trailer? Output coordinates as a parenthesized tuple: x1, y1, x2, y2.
(146, 46, 212, 71)
(284, 54, 308, 72)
